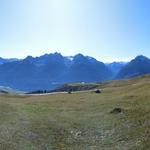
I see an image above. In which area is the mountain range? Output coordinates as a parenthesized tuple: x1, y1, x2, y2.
(116, 55, 150, 79)
(0, 53, 149, 91)
(106, 62, 127, 76)
(0, 57, 19, 65)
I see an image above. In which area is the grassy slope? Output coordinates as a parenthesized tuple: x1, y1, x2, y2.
(0, 75, 150, 150)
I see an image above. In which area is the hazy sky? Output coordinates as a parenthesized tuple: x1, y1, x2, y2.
(0, 0, 150, 62)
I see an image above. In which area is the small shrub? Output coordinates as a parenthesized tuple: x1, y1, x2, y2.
(68, 90, 72, 94)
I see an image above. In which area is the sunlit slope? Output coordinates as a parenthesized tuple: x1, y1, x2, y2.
(53, 74, 150, 93)
(0, 86, 20, 94)
(0, 75, 149, 150)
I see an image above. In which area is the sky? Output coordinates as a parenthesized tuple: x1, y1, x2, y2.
(0, 0, 150, 62)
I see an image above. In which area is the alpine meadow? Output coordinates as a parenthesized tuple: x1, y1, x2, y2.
(0, 0, 150, 150)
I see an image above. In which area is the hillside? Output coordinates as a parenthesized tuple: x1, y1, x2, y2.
(0, 86, 20, 94)
(106, 62, 127, 75)
(47, 74, 150, 93)
(0, 75, 149, 149)
(116, 55, 150, 79)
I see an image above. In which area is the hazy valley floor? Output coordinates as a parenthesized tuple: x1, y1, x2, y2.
(0, 75, 150, 150)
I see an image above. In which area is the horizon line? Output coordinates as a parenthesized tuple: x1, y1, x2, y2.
(0, 52, 147, 63)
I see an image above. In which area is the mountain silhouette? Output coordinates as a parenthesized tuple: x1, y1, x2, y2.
(1, 53, 150, 91)
(116, 55, 150, 79)
(0, 53, 112, 91)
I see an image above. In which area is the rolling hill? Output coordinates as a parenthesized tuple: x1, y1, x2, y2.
(0, 75, 149, 149)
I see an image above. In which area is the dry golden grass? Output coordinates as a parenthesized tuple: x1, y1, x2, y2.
(0, 75, 150, 150)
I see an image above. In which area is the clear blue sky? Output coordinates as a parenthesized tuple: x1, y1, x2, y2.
(0, 0, 150, 62)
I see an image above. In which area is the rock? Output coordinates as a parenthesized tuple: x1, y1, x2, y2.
(110, 108, 122, 114)
(94, 89, 101, 94)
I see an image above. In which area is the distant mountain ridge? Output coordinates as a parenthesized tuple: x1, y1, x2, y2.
(0, 57, 18, 64)
(0, 53, 150, 91)
(116, 55, 150, 79)
(0, 53, 113, 91)
(106, 62, 127, 75)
